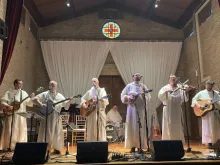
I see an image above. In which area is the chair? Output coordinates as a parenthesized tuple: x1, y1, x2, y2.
(72, 115, 86, 145)
(60, 113, 70, 142)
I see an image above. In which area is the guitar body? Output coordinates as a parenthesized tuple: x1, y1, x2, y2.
(151, 126, 162, 140)
(40, 100, 54, 115)
(3, 101, 21, 116)
(80, 99, 96, 117)
(193, 99, 214, 117)
(151, 115, 162, 140)
(2, 87, 44, 117)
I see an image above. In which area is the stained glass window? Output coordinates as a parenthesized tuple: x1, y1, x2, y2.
(102, 22, 120, 39)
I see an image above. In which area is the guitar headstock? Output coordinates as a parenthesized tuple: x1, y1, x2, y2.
(73, 94, 82, 98)
(36, 87, 44, 93)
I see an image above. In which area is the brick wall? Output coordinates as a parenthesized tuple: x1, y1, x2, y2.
(39, 12, 183, 40)
(0, 0, 7, 71)
(37, 12, 184, 87)
(179, 0, 220, 138)
(0, 8, 42, 96)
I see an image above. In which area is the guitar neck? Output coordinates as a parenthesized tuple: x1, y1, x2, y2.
(19, 96, 30, 104)
(212, 100, 220, 105)
(53, 98, 70, 106)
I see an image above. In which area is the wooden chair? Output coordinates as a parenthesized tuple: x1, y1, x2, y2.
(72, 115, 86, 145)
(60, 113, 70, 142)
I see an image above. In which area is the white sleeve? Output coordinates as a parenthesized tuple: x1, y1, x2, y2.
(158, 87, 168, 102)
(121, 86, 128, 104)
(191, 92, 201, 107)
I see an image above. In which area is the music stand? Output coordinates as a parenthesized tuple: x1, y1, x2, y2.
(17, 111, 44, 142)
(51, 120, 76, 159)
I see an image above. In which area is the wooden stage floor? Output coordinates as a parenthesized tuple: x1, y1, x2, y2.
(1, 141, 220, 164)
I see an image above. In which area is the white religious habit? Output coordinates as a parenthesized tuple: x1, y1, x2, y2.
(34, 91, 70, 151)
(107, 109, 122, 127)
(0, 89, 33, 150)
(80, 87, 109, 141)
(191, 89, 220, 144)
(121, 82, 151, 149)
(158, 84, 188, 143)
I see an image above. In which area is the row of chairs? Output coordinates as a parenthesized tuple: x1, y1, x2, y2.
(61, 114, 86, 145)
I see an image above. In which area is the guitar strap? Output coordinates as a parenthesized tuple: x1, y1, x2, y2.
(20, 90, 22, 102)
(213, 90, 215, 99)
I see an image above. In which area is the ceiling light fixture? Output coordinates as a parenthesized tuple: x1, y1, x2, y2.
(66, 0, 71, 7)
(155, 0, 160, 8)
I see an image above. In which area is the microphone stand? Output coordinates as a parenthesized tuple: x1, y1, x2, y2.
(179, 80, 191, 152)
(45, 101, 49, 142)
(134, 104, 143, 154)
(8, 96, 16, 152)
(142, 87, 150, 153)
(96, 88, 100, 141)
(51, 120, 76, 159)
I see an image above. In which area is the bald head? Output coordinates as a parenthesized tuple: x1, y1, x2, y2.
(92, 78, 99, 88)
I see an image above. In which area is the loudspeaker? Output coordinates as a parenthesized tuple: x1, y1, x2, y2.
(76, 141, 108, 163)
(12, 142, 48, 164)
(0, 18, 8, 40)
(151, 140, 184, 161)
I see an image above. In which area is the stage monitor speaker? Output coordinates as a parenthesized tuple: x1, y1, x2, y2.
(0, 18, 8, 40)
(12, 142, 48, 164)
(76, 141, 108, 164)
(151, 140, 184, 161)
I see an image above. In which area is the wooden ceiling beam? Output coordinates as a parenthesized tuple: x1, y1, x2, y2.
(24, 0, 44, 26)
(177, 0, 205, 28)
(145, 0, 157, 18)
(41, 0, 180, 28)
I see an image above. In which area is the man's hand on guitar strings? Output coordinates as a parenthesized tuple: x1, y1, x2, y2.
(41, 103, 47, 107)
(7, 105, 13, 111)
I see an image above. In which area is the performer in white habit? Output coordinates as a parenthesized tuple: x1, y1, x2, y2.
(192, 80, 220, 149)
(0, 79, 34, 150)
(33, 80, 72, 154)
(121, 73, 151, 153)
(158, 74, 190, 143)
(80, 78, 109, 141)
(107, 104, 122, 127)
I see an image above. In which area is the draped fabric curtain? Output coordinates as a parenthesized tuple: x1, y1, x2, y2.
(40, 41, 112, 103)
(0, 0, 23, 85)
(41, 41, 182, 127)
(110, 42, 182, 127)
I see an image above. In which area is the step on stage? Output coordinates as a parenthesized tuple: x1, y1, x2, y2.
(1, 141, 220, 164)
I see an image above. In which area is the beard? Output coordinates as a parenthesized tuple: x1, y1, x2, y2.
(134, 77, 141, 82)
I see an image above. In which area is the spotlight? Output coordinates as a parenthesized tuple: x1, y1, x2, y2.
(66, 0, 71, 7)
(155, 4, 158, 8)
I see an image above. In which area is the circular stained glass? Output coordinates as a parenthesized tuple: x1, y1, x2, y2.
(102, 22, 120, 39)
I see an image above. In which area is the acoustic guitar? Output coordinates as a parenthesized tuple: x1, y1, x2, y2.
(3, 87, 44, 116)
(80, 94, 111, 117)
(150, 114, 162, 140)
(193, 99, 220, 117)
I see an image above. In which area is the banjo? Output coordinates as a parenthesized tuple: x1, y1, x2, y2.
(40, 94, 81, 115)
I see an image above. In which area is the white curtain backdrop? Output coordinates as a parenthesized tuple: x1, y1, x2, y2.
(40, 41, 182, 128)
(110, 42, 182, 127)
(40, 41, 112, 104)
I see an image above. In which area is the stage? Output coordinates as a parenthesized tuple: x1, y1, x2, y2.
(1, 141, 220, 164)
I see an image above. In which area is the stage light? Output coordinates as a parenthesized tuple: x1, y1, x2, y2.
(66, 0, 71, 7)
(155, 4, 158, 8)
